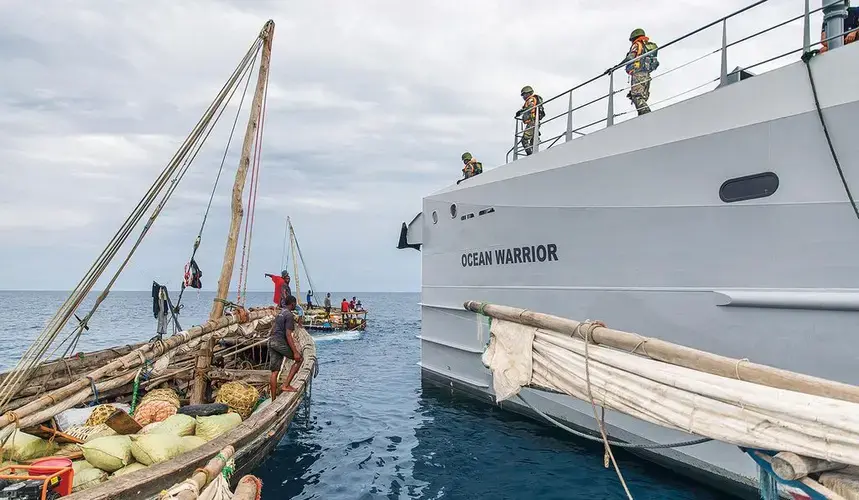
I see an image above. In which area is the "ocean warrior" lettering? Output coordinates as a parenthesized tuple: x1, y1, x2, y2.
(461, 244, 558, 267)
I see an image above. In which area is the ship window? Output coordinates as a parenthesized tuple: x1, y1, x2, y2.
(432, 211, 438, 224)
(450, 204, 457, 218)
(719, 172, 779, 203)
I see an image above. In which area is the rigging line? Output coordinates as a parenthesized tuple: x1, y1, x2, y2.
(280, 218, 289, 271)
(174, 45, 261, 311)
(292, 225, 316, 295)
(0, 38, 264, 410)
(54, 45, 260, 360)
(240, 64, 270, 303)
(803, 51, 859, 221)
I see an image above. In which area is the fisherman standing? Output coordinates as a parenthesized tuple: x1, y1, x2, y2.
(458, 152, 483, 184)
(268, 295, 302, 397)
(264, 270, 292, 307)
(515, 86, 544, 156)
(324, 293, 332, 316)
(623, 28, 659, 115)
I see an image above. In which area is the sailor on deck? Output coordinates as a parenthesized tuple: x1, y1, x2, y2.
(515, 86, 544, 156)
(819, 2, 859, 53)
(623, 28, 659, 116)
(268, 295, 302, 397)
(265, 270, 291, 307)
(458, 152, 483, 184)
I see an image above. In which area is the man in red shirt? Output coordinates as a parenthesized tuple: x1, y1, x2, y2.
(264, 271, 291, 307)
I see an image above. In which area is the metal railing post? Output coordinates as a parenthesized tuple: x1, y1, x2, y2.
(512, 119, 519, 161)
(720, 19, 729, 86)
(565, 91, 573, 142)
(606, 72, 615, 127)
(823, 0, 847, 50)
(803, 0, 811, 53)
(533, 103, 541, 154)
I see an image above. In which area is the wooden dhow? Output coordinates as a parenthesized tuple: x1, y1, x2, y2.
(0, 20, 316, 499)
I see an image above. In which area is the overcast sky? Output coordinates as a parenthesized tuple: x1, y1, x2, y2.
(0, 0, 819, 293)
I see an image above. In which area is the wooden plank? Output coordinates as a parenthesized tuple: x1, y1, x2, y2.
(22, 425, 84, 444)
(105, 409, 142, 435)
(208, 368, 271, 384)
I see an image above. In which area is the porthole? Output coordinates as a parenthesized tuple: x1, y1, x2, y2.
(432, 211, 438, 224)
(719, 172, 779, 203)
(450, 204, 457, 218)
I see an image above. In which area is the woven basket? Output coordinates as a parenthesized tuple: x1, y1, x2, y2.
(84, 404, 116, 426)
(215, 382, 260, 420)
(139, 388, 180, 409)
(65, 424, 117, 442)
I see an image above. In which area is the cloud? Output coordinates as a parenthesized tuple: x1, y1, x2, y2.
(0, 0, 821, 292)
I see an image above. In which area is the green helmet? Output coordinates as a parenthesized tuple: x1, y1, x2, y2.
(461, 152, 472, 162)
(629, 28, 645, 41)
(520, 85, 533, 95)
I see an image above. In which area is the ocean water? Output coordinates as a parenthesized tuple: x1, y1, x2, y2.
(0, 290, 728, 499)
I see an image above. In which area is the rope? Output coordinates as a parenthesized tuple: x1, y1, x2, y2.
(516, 393, 712, 449)
(236, 53, 270, 306)
(0, 34, 267, 414)
(87, 376, 99, 407)
(174, 44, 259, 312)
(802, 50, 859, 222)
(578, 320, 634, 500)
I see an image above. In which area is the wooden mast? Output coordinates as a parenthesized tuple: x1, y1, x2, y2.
(288, 217, 301, 303)
(190, 20, 275, 405)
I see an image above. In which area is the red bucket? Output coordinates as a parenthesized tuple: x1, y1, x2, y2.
(29, 457, 74, 496)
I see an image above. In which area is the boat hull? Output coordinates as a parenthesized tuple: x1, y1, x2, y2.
(413, 42, 859, 497)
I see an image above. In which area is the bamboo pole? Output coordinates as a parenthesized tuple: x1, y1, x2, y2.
(194, 19, 275, 406)
(0, 308, 274, 430)
(464, 301, 859, 404)
(232, 475, 263, 500)
(174, 445, 235, 500)
(754, 451, 848, 500)
(773, 452, 847, 480)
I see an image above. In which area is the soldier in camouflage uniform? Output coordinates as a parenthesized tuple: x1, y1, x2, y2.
(623, 28, 658, 116)
(458, 152, 483, 184)
(515, 86, 544, 155)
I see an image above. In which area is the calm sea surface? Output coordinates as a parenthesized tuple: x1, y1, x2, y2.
(0, 290, 728, 499)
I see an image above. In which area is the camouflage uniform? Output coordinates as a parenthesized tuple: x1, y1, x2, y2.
(517, 86, 542, 156)
(624, 29, 653, 115)
(459, 153, 483, 183)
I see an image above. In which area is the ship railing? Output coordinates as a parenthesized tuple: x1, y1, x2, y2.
(505, 0, 845, 164)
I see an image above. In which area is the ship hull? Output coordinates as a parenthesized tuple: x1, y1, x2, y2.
(412, 42, 859, 496)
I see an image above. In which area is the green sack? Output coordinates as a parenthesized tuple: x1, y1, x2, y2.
(112, 462, 148, 477)
(179, 436, 207, 453)
(81, 435, 132, 472)
(72, 460, 94, 475)
(72, 467, 108, 492)
(4, 430, 57, 461)
(130, 434, 183, 466)
(148, 413, 195, 437)
(195, 413, 241, 442)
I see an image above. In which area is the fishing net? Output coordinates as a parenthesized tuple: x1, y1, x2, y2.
(85, 404, 117, 426)
(139, 388, 180, 409)
(215, 382, 259, 420)
(134, 400, 177, 426)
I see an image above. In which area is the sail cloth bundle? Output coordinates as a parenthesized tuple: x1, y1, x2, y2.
(472, 302, 859, 467)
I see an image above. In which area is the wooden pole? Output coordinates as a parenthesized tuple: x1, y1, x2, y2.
(210, 20, 275, 321)
(464, 301, 859, 405)
(192, 20, 274, 405)
(174, 445, 235, 500)
(772, 452, 847, 480)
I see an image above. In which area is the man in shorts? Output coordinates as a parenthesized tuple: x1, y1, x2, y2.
(268, 295, 303, 398)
